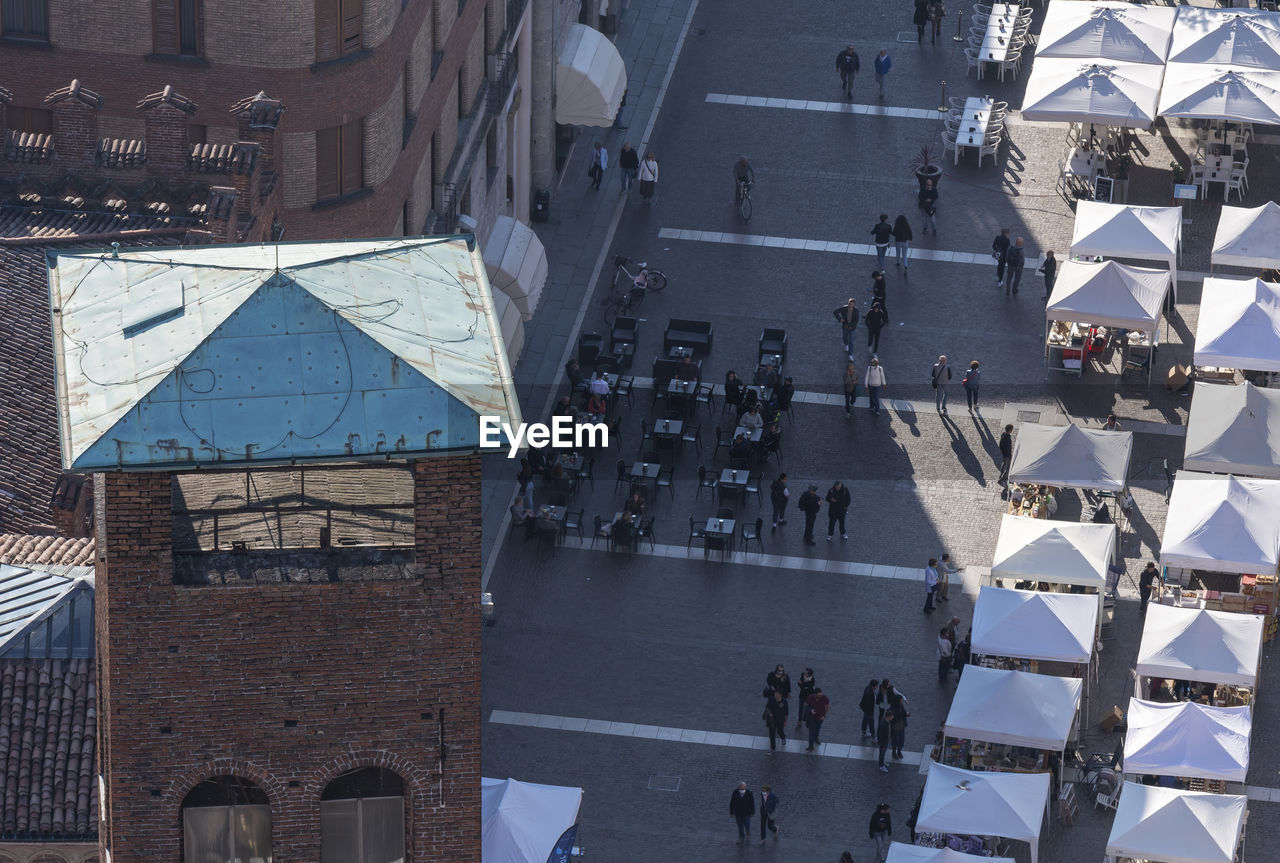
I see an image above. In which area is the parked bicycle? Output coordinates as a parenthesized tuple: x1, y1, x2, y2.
(736, 179, 753, 221)
(600, 255, 667, 326)
(611, 255, 667, 293)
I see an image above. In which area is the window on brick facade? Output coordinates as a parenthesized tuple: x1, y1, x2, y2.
(153, 0, 200, 56)
(1, 0, 47, 40)
(182, 776, 272, 863)
(4, 106, 52, 133)
(320, 768, 405, 863)
(315, 0, 362, 61)
(315, 120, 364, 200)
(188, 123, 207, 146)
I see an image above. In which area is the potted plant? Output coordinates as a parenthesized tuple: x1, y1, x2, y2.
(1170, 161, 1185, 185)
(910, 145, 943, 190)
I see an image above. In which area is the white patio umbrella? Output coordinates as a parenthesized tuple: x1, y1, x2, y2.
(1169, 8, 1280, 69)
(1159, 63, 1280, 125)
(1022, 59, 1163, 128)
(1037, 2, 1176, 65)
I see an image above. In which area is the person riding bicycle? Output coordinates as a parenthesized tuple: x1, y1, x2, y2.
(733, 156, 755, 203)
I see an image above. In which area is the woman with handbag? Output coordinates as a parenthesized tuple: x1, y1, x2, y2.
(638, 151, 659, 205)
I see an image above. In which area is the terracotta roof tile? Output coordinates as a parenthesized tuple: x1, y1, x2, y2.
(0, 535, 95, 568)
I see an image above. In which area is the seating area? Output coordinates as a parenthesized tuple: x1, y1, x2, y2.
(663, 318, 714, 355)
(964, 3, 1033, 83)
(942, 96, 1009, 168)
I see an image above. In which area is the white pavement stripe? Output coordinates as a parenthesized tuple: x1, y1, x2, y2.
(489, 708, 923, 765)
(705, 91, 945, 121)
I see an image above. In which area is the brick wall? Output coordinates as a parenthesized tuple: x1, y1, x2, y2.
(461, 24, 485, 117)
(365, 0, 400, 51)
(410, 137, 434, 233)
(364, 76, 403, 189)
(93, 454, 482, 862)
(96, 115, 145, 142)
(203, 0, 314, 67)
(282, 130, 316, 210)
(49, 0, 150, 55)
(409, 12, 434, 113)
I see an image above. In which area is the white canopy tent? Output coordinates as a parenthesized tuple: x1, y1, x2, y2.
(482, 777, 583, 863)
(886, 843, 1014, 863)
(1184, 382, 1280, 479)
(1037, 2, 1176, 64)
(1007, 423, 1134, 493)
(972, 584, 1101, 664)
(1123, 699, 1251, 783)
(1106, 783, 1246, 863)
(1161, 470, 1280, 574)
(945, 666, 1082, 751)
(1046, 261, 1170, 334)
(1194, 277, 1280, 372)
(1212, 202, 1280, 270)
(1021, 59, 1164, 128)
(555, 23, 627, 127)
(1159, 63, 1280, 125)
(1169, 7, 1280, 69)
(1071, 202, 1181, 299)
(1135, 603, 1264, 689)
(917, 763, 1050, 863)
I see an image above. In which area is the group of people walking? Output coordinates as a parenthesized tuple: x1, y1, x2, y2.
(762, 665, 831, 752)
(592, 140, 660, 204)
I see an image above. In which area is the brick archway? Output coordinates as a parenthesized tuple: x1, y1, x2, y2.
(161, 757, 289, 819)
(306, 749, 433, 801)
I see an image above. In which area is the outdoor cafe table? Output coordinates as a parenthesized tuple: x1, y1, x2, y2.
(734, 426, 763, 443)
(629, 460, 661, 494)
(1194, 153, 1234, 201)
(704, 517, 736, 557)
(535, 504, 566, 544)
(1062, 147, 1103, 183)
(719, 468, 749, 503)
(955, 97, 995, 162)
(981, 3, 1019, 64)
(667, 377, 697, 414)
(652, 418, 683, 439)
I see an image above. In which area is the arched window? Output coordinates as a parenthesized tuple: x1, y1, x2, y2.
(320, 767, 405, 863)
(181, 775, 273, 863)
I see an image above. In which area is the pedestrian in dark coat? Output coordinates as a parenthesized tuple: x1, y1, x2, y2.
(826, 480, 851, 541)
(865, 303, 888, 354)
(953, 628, 972, 678)
(875, 710, 891, 770)
(765, 664, 792, 702)
(992, 228, 1012, 282)
(804, 687, 831, 750)
(1004, 237, 1026, 295)
(998, 423, 1014, 484)
(795, 668, 816, 730)
(918, 179, 939, 234)
(913, 0, 929, 42)
(764, 689, 789, 750)
(618, 141, 639, 194)
(834, 298, 860, 361)
(730, 782, 755, 842)
(892, 214, 913, 274)
(870, 803, 894, 862)
(870, 271, 889, 319)
(798, 485, 822, 545)
(859, 679, 879, 739)
(887, 695, 907, 759)
(962, 360, 982, 411)
(759, 785, 780, 843)
(770, 473, 790, 530)
(871, 214, 893, 271)
(1038, 250, 1058, 299)
(836, 45, 861, 98)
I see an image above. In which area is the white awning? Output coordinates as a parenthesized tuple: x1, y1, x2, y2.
(1008, 423, 1134, 493)
(490, 287, 526, 367)
(556, 23, 627, 127)
(483, 216, 548, 322)
(1194, 277, 1280, 371)
(1160, 470, 1280, 575)
(1037, 2, 1176, 64)
(1213, 202, 1280, 269)
(1020, 59, 1164, 128)
(482, 778, 583, 863)
(1123, 699, 1251, 783)
(1106, 783, 1246, 863)
(1046, 260, 1169, 334)
(1136, 602, 1264, 688)
(945, 666, 1082, 751)
(1185, 382, 1280, 479)
(972, 584, 1101, 664)
(886, 844, 1014, 863)
(1070, 202, 1181, 291)
(917, 763, 1050, 863)
(1159, 63, 1280, 125)
(1169, 7, 1280, 68)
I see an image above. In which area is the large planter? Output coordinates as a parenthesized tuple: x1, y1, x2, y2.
(915, 165, 942, 190)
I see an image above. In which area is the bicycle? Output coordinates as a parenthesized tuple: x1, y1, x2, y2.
(601, 255, 667, 325)
(611, 255, 667, 293)
(601, 283, 644, 327)
(736, 179, 753, 221)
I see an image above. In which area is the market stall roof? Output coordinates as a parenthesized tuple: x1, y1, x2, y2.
(1045, 260, 1169, 333)
(1193, 277, 1280, 372)
(1159, 63, 1280, 125)
(1169, 7, 1280, 68)
(1037, 2, 1177, 64)
(1007, 423, 1134, 493)
(1070, 202, 1181, 291)
(1106, 783, 1246, 863)
(1212, 202, 1280, 269)
(917, 763, 1050, 863)
(1135, 603, 1264, 688)
(1123, 699, 1251, 783)
(972, 584, 1101, 664)
(1184, 382, 1280, 479)
(945, 666, 1082, 750)
(555, 23, 627, 126)
(885, 843, 1015, 863)
(1020, 59, 1164, 127)
(1161, 470, 1280, 574)
(482, 777, 583, 863)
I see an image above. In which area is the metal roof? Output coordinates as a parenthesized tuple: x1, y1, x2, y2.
(48, 237, 521, 470)
(0, 563, 94, 654)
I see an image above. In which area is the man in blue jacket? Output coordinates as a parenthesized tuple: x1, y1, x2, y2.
(874, 49, 892, 100)
(730, 782, 755, 843)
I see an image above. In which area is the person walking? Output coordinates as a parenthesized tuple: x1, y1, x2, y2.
(928, 0, 946, 42)
(931, 355, 951, 413)
(962, 360, 982, 411)
(913, 0, 930, 42)
(618, 141, 639, 194)
(730, 782, 755, 843)
(1038, 250, 1058, 299)
(937, 626, 953, 683)
(870, 214, 893, 271)
(859, 678, 879, 739)
(844, 362, 860, 417)
(834, 297, 860, 361)
(870, 270, 889, 319)
(918, 178, 938, 235)
(825, 480, 851, 541)
(877, 680, 908, 719)
(764, 689, 789, 750)
(836, 45, 860, 99)
(865, 356, 887, 415)
(887, 695, 908, 759)
(1103, 413, 1123, 431)
(924, 558, 940, 613)
(998, 424, 1014, 484)
(869, 803, 894, 862)
(953, 628, 972, 679)
(795, 668, 817, 731)
(874, 49, 892, 100)
(875, 708, 891, 772)
(765, 663, 791, 700)
(1004, 236, 1026, 295)
(1139, 561, 1161, 616)
(937, 553, 964, 601)
(638, 151, 659, 204)
(798, 485, 822, 545)
(770, 473, 790, 530)
(892, 215, 913, 274)
(992, 228, 1012, 284)
(759, 785, 780, 843)
(804, 686, 831, 751)
(865, 302, 888, 354)
(588, 141, 608, 190)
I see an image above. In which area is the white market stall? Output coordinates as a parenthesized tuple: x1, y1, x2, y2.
(886, 842, 1014, 863)
(1007, 423, 1134, 493)
(482, 777, 583, 863)
(1021, 59, 1164, 128)
(1106, 783, 1247, 863)
(1184, 382, 1280, 479)
(972, 585, 1101, 664)
(1161, 471, 1280, 575)
(1070, 202, 1181, 300)
(1122, 699, 1251, 785)
(1159, 63, 1280, 126)
(1193, 277, 1280, 372)
(1169, 7, 1280, 69)
(1212, 202, 1280, 270)
(1045, 260, 1169, 379)
(915, 763, 1050, 863)
(942, 666, 1082, 772)
(1135, 604, 1264, 704)
(1036, 2, 1176, 64)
